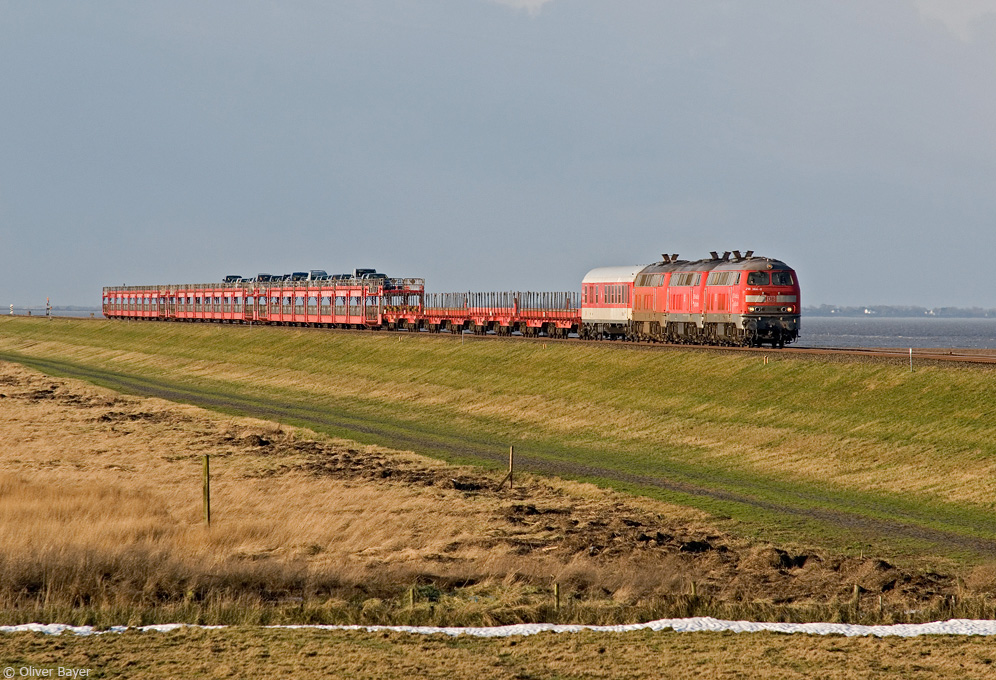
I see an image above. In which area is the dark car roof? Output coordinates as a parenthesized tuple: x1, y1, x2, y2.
(640, 255, 793, 276)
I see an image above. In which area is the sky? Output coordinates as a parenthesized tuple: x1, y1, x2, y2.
(2, 0, 995, 308)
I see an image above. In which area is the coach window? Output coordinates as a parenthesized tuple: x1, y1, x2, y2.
(772, 272, 794, 286)
(747, 271, 770, 285)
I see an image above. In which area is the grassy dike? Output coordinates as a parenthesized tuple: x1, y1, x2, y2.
(2, 316, 995, 563)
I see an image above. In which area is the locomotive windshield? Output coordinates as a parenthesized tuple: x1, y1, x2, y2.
(746, 271, 795, 286)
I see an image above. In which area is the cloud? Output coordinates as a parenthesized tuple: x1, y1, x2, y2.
(489, 0, 557, 17)
(915, 0, 996, 41)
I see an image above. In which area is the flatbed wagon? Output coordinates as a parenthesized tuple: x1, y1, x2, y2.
(102, 279, 582, 335)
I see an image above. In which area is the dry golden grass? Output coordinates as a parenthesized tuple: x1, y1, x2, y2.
(0, 359, 992, 628)
(2, 627, 996, 680)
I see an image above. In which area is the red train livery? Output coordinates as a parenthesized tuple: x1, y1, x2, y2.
(581, 251, 800, 347)
(102, 251, 800, 347)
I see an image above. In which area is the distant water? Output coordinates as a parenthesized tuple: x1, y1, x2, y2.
(797, 317, 996, 350)
(6, 309, 103, 319)
(54, 309, 104, 319)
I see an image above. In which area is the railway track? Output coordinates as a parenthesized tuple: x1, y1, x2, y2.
(778, 345, 996, 365)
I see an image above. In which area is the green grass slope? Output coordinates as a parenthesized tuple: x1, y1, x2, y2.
(2, 317, 995, 562)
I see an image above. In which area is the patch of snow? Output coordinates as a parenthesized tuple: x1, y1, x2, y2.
(3, 617, 996, 638)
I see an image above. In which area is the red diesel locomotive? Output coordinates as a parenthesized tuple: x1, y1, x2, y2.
(580, 250, 800, 347)
(102, 251, 800, 347)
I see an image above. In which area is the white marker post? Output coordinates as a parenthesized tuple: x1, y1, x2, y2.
(909, 348, 913, 373)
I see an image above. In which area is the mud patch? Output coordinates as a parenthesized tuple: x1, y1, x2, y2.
(97, 410, 172, 424)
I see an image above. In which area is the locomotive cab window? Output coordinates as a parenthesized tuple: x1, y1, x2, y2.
(747, 271, 770, 285)
(771, 272, 794, 286)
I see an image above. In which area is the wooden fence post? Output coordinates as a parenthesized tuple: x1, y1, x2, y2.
(494, 445, 516, 491)
(203, 454, 211, 527)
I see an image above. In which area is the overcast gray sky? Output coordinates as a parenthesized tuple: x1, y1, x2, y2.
(2, 1, 995, 308)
